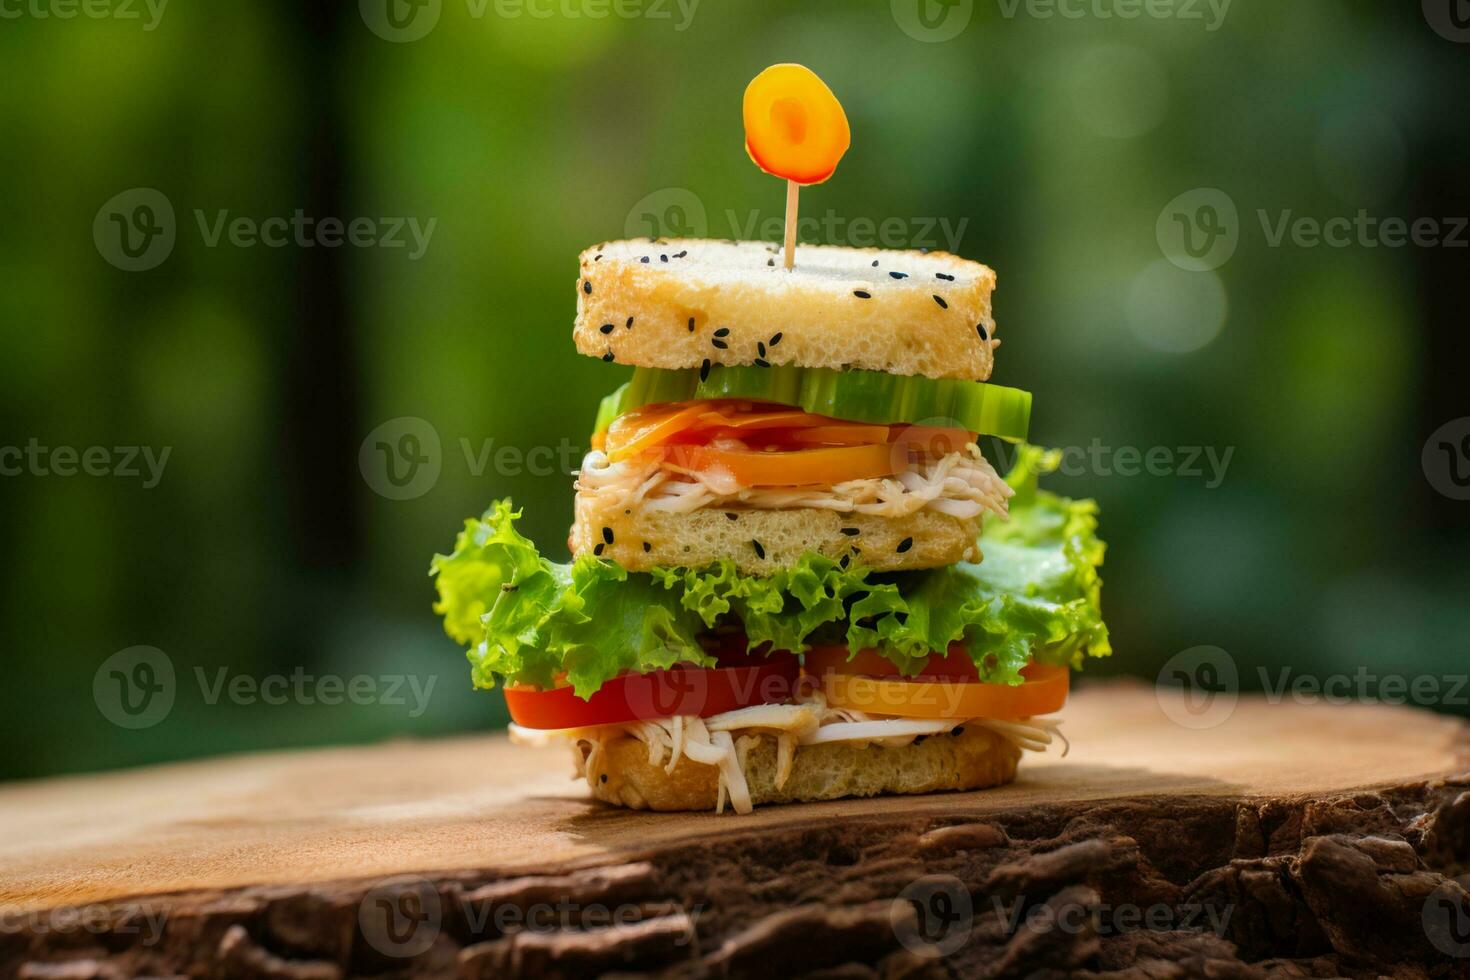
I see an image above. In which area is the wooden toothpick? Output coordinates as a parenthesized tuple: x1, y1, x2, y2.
(783, 179, 799, 271)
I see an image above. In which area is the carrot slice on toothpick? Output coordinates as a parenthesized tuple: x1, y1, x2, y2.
(743, 64, 850, 270)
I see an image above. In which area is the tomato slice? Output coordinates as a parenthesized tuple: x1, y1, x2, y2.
(503, 652, 800, 729)
(667, 442, 900, 487)
(889, 426, 975, 457)
(805, 645, 1069, 720)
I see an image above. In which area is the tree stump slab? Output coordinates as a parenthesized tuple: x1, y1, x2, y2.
(3, 683, 1469, 979)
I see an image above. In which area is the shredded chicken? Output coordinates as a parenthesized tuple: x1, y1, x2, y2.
(576, 442, 1013, 523)
(509, 688, 1068, 815)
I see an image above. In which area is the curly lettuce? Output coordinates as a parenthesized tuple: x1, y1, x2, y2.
(430, 445, 1109, 697)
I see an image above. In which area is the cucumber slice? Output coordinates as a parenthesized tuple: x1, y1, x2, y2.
(596, 366, 1031, 441)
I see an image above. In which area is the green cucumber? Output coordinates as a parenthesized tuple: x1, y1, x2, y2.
(595, 366, 1031, 442)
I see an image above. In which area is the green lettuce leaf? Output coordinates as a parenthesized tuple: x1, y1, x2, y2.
(429, 445, 1109, 695)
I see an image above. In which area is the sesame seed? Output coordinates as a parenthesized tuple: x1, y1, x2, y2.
(674, 250, 687, 258)
(769, 332, 783, 346)
(602, 526, 613, 545)
(726, 512, 739, 521)
(936, 273, 955, 281)
(754, 358, 771, 368)
(599, 323, 614, 334)
(897, 537, 914, 553)
(626, 317, 634, 328)
(643, 541, 651, 552)
(640, 256, 650, 264)
(594, 542, 605, 556)
(713, 327, 730, 337)
(839, 554, 850, 569)
(660, 254, 668, 262)
(952, 726, 965, 736)
(600, 773, 608, 783)
(840, 527, 860, 536)
(889, 271, 908, 280)
(594, 254, 603, 261)
(853, 290, 871, 299)
(712, 339, 728, 350)
(757, 341, 767, 358)
(752, 540, 765, 559)
(932, 295, 948, 309)
(871, 260, 879, 267)
(700, 359, 711, 382)
(583, 280, 592, 294)
(767, 258, 775, 267)
(688, 317, 696, 332)
(977, 323, 989, 341)
(601, 351, 614, 362)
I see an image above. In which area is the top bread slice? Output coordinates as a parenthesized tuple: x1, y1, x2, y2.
(574, 239, 999, 382)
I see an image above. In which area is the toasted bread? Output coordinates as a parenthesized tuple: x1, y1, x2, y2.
(575, 239, 998, 381)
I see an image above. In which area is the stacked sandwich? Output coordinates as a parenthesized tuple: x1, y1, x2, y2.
(432, 238, 1109, 813)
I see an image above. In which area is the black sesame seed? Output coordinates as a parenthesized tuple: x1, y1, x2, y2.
(713, 327, 730, 337)
(602, 351, 615, 362)
(840, 527, 860, 536)
(752, 540, 765, 560)
(600, 773, 608, 783)
(932, 295, 948, 309)
(700, 359, 711, 382)
(757, 341, 767, 358)
(660, 254, 668, 262)
(594, 254, 603, 261)
(977, 323, 989, 341)
(889, 271, 909, 280)
(599, 323, 615, 335)
(725, 512, 739, 521)
(674, 250, 687, 258)
(952, 726, 965, 736)
(839, 554, 851, 569)
(640, 256, 650, 264)
(897, 537, 914, 553)
(853, 290, 872, 299)
(767, 258, 775, 267)
(643, 541, 651, 552)
(593, 542, 605, 556)
(688, 317, 696, 332)
(871, 260, 879, 267)
(602, 526, 614, 545)
(626, 317, 634, 328)
(936, 272, 955, 281)
(754, 358, 771, 368)
(583, 280, 592, 294)
(712, 339, 728, 350)
(769, 332, 783, 346)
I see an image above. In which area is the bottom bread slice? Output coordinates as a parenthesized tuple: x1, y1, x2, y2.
(588, 726, 1021, 811)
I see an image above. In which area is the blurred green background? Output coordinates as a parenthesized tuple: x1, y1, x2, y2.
(2, 0, 1467, 781)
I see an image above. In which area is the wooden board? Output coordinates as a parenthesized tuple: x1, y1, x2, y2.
(3, 684, 1469, 978)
